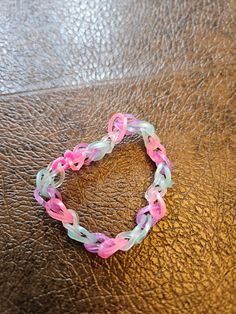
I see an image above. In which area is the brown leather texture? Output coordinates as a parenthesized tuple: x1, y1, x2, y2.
(0, 1, 235, 313)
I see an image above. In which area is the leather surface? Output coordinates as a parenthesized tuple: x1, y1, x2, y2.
(0, 1, 235, 313)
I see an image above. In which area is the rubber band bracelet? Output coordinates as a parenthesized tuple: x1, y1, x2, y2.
(34, 113, 173, 258)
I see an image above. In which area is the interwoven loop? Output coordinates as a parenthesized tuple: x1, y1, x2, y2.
(34, 113, 173, 258)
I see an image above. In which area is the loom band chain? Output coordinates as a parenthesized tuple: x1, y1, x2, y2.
(47, 161, 62, 174)
(34, 188, 46, 206)
(152, 163, 173, 190)
(131, 120, 156, 137)
(115, 214, 152, 251)
(85, 233, 129, 258)
(86, 139, 114, 161)
(152, 185, 167, 198)
(153, 162, 166, 183)
(36, 168, 52, 197)
(145, 188, 167, 217)
(63, 209, 97, 244)
(90, 135, 117, 157)
(132, 214, 153, 244)
(35, 186, 63, 208)
(97, 238, 129, 259)
(115, 222, 144, 251)
(47, 187, 62, 200)
(108, 113, 128, 144)
(160, 165, 172, 188)
(115, 232, 138, 251)
(45, 198, 73, 223)
(142, 132, 162, 156)
(67, 227, 96, 244)
(71, 143, 98, 166)
(36, 163, 66, 198)
(51, 157, 70, 172)
(136, 204, 160, 227)
(145, 135, 168, 168)
(84, 233, 111, 253)
(72, 143, 95, 166)
(147, 169, 168, 198)
(34, 113, 173, 258)
(149, 202, 166, 224)
(51, 139, 114, 173)
(145, 186, 161, 203)
(83, 147, 102, 165)
(114, 113, 138, 135)
(85, 215, 153, 256)
(64, 150, 86, 171)
(75, 144, 103, 166)
(72, 142, 88, 158)
(122, 114, 139, 136)
(145, 134, 166, 156)
(52, 151, 86, 171)
(153, 151, 173, 171)
(50, 158, 69, 174)
(150, 178, 168, 197)
(164, 166, 172, 186)
(51, 167, 65, 188)
(100, 135, 116, 153)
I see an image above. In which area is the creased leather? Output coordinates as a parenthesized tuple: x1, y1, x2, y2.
(0, 1, 235, 314)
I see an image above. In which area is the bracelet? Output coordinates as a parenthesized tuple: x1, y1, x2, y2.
(34, 113, 173, 258)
